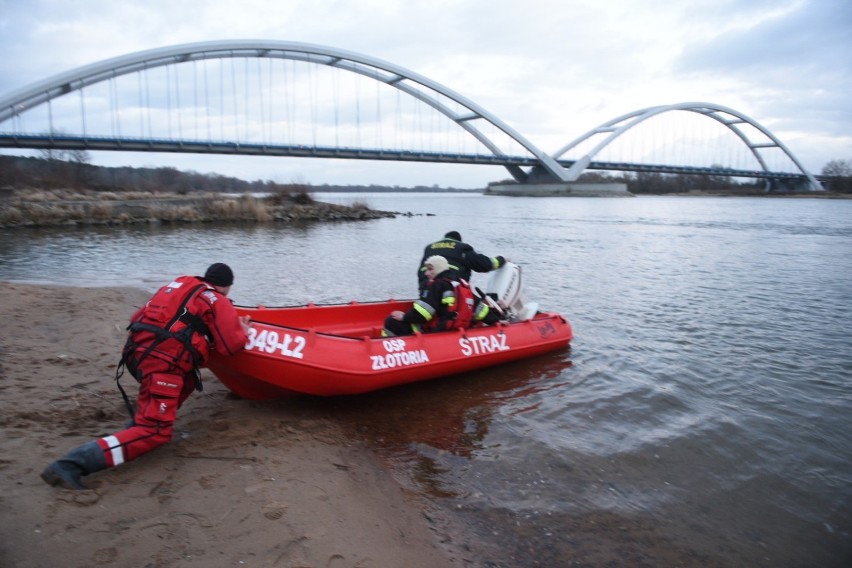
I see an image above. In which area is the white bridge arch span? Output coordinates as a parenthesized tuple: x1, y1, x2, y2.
(552, 102, 820, 191)
(0, 39, 569, 184)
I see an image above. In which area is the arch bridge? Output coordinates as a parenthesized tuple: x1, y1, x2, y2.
(0, 40, 822, 191)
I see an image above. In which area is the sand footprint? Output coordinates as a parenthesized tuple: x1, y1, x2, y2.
(198, 474, 219, 489)
(262, 501, 288, 520)
(91, 547, 118, 564)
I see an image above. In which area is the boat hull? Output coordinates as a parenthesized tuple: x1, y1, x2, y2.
(206, 299, 572, 398)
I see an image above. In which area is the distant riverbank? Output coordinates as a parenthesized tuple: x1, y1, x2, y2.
(637, 189, 852, 198)
(3, 186, 849, 229)
(0, 188, 400, 229)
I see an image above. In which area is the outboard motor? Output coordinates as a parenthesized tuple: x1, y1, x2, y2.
(483, 262, 539, 321)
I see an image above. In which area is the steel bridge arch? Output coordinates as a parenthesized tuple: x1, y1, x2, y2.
(552, 102, 821, 190)
(0, 39, 570, 183)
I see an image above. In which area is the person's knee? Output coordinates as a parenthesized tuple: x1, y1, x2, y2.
(383, 316, 415, 336)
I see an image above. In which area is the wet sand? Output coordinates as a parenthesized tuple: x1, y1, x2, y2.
(0, 282, 461, 567)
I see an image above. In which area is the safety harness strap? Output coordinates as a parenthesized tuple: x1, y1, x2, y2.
(114, 283, 210, 419)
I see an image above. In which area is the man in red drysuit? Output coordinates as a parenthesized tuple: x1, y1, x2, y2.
(41, 263, 251, 490)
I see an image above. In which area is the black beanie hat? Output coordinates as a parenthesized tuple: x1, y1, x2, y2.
(445, 231, 462, 241)
(203, 263, 234, 287)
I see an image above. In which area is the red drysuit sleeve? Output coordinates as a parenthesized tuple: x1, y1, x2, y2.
(198, 290, 247, 356)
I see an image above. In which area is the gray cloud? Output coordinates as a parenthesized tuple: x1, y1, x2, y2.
(675, 0, 852, 77)
(670, 0, 852, 154)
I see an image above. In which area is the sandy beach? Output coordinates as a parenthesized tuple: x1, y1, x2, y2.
(0, 282, 461, 568)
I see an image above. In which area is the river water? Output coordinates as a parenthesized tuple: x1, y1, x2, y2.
(1, 193, 850, 566)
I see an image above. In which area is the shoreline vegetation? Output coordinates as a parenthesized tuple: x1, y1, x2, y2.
(3, 185, 850, 229)
(0, 187, 401, 228)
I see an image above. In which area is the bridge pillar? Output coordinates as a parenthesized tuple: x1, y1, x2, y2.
(765, 177, 823, 193)
(484, 165, 633, 196)
(484, 181, 633, 197)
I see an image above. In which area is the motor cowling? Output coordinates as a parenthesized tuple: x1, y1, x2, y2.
(483, 262, 539, 321)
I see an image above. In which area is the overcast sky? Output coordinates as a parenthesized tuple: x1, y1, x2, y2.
(1, 0, 850, 188)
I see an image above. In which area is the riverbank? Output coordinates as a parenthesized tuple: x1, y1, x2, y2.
(0, 188, 398, 228)
(0, 282, 461, 568)
(2, 187, 849, 230)
(636, 189, 852, 198)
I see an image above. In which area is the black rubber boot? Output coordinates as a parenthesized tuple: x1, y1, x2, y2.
(41, 441, 108, 490)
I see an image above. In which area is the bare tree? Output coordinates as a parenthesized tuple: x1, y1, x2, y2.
(821, 159, 852, 193)
(822, 159, 852, 177)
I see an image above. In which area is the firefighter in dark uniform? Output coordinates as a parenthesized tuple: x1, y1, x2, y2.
(417, 230, 508, 292)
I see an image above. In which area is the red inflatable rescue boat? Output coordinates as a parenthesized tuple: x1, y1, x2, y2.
(206, 264, 573, 398)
